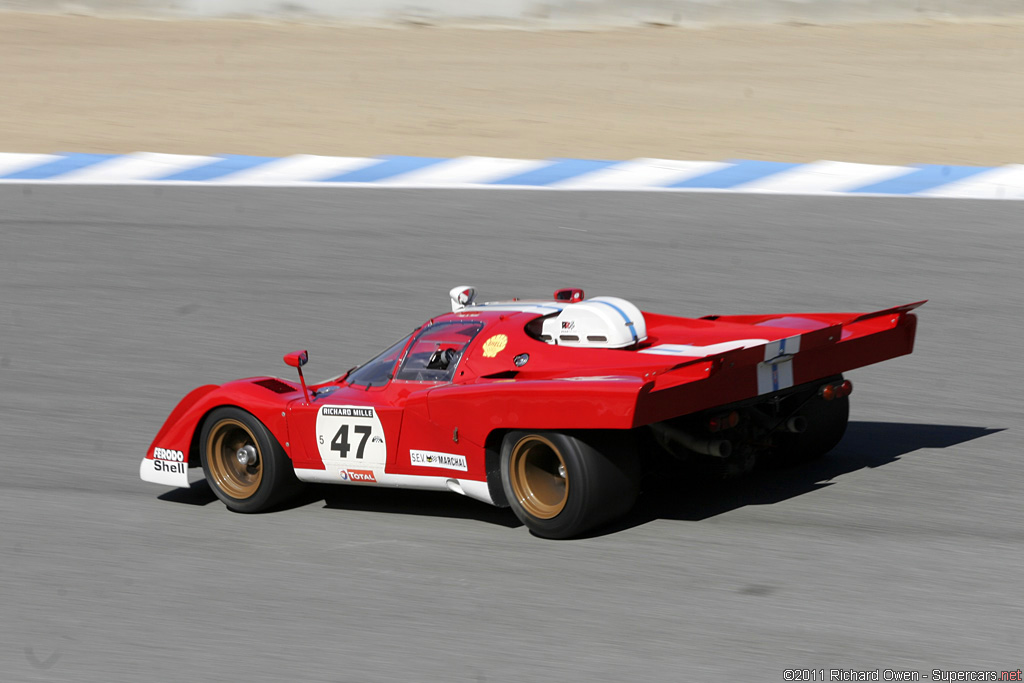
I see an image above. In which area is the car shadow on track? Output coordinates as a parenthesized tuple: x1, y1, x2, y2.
(317, 485, 523, 528)
(158, 475, 523, 527)
(591, 420, 1004, 538)
(315, 483, 524, 528)
(157, 478, 218, 505)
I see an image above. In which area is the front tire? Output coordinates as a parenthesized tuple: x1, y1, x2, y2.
(200, 407, 301, 513)
(500, 431, 639, 539)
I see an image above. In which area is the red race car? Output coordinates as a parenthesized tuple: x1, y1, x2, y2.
(141, 287, 924, 538)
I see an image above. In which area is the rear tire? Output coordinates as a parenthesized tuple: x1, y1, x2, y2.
(500, 431, 639, 539)
(200, 407, 301, 513)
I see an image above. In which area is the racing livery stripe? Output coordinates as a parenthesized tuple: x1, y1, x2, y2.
(590, 299, 638, 343)
(757, 335, 801, 394)
(639, 339, 769, 357)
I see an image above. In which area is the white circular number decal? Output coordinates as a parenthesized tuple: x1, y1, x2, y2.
(315, 405, 387, 467)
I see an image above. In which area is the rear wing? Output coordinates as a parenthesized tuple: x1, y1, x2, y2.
(633, 301, 924, 426)
(848, 300, 927, 324)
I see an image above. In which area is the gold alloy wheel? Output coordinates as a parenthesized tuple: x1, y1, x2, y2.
(509, 435, 569, 519)
(205, 418, 263, 499)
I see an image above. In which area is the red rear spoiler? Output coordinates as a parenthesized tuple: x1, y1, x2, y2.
(649, 301, 926, 389)
(849, 300, 927, 324)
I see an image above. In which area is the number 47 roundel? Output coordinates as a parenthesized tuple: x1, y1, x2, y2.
(315, 405, 388, 467)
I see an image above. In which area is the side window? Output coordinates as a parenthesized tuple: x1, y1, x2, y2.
(346, 334, 413, 388)
(395, 321, 483, 383)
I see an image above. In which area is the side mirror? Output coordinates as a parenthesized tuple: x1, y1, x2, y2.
(283, 350, 309, 368)
(283, 350, 311, 400)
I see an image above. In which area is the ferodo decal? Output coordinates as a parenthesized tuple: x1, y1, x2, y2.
(316, 405, 387, 468)
(410, 450, 468, 472)
(481, 334, 508, 358)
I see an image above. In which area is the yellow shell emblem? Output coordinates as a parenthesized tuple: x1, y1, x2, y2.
(481, 334, 508, 358)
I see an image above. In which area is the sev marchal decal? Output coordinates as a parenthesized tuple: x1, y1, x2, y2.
(316, 405, 387, 467)
(481, 334, 508, 358)
(410, 450, 468, 472)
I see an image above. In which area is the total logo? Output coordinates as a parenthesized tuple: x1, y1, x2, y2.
(340, 469, 377, 483)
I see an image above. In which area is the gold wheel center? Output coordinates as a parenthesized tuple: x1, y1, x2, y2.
(206, 418, 263, 500)
(509, 436, 568, 520)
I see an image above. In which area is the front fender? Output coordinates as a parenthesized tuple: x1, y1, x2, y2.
(140, 378, 301, 488)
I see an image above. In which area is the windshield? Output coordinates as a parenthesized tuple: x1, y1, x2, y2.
(346, 333, 414, 388)
(394, 321, 484, 383)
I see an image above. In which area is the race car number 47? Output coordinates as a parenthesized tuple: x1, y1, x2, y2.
(315, 405, 387, 467)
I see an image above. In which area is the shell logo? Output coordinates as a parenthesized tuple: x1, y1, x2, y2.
(481, 334, 508, 358)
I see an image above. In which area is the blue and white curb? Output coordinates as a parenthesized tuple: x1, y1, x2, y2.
(1, 153, 1022, 198)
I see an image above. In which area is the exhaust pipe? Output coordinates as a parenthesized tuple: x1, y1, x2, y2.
(783, 416, 807, 434)
(650, 422, 732, 458)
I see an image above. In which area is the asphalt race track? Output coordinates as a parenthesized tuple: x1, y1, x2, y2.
(1, 186, 1021, 682)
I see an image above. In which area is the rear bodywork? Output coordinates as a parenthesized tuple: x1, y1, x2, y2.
(140, 298, 923, 502)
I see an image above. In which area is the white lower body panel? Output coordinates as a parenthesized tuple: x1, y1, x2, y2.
(139, 456, 190, 488)
(293, 468, 493, 505)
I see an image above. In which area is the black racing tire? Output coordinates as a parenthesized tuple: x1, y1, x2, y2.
(500, 430, 640, 539)
(774, 392, 850, 466)
(200, 406, 301, 513)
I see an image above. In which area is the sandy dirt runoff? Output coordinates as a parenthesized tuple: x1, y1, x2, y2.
(2, 13, 1023, 164)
